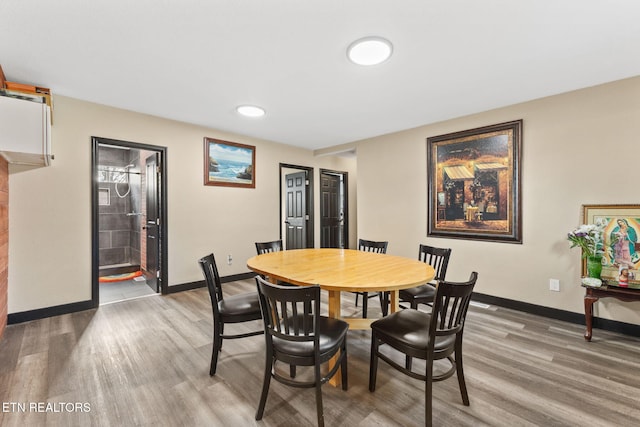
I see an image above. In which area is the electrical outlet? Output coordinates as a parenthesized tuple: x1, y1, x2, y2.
(549, 278, 560, 292)
(227, 254, 233, 265)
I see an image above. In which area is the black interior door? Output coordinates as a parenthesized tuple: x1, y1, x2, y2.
(320, 172, 342, 248)
(145, 153, 160, 292)
(285, 171, 307, 249)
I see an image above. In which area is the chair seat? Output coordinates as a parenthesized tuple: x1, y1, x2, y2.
(399, 283, 436, 300)
(219, 292, 262, 320)
(273, 316, 349, 357)
(371, 309, 455, 354)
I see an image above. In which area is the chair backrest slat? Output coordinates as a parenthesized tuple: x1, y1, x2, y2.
(418, 244, 452, 281)
(358, 239, 388, 254)
(198, 254, 224, 317)
(279, 300, 289, 334)
(256, 276, 320, 343)
(256, 240, 283, 255)
(430, 272, 477, 341)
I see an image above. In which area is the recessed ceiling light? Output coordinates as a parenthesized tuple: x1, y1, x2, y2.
(347, 36, 393, 66)
(236, 105, 266, 117)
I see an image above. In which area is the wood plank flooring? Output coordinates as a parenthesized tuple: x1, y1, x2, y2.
(99, 278, 158, 305)
(1, 279, 639, 426)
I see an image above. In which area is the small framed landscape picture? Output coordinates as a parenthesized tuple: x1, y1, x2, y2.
(204, 137, 256, 188)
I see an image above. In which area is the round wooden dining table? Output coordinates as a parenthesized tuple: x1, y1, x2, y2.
(247, 248, 435, 330)
(248, 248, 435, 387)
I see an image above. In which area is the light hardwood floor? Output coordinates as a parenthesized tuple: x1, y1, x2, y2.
(99, 278, 157, 305)
(1, 279, 639, 427)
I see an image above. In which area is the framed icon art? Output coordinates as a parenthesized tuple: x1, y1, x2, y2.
(582, 204, 640, 289)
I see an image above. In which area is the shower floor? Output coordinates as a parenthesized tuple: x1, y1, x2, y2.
(100, 276, 157, 305)
(99, 263, 141, 277)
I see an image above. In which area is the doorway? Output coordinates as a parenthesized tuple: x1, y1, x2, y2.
(91, 137, 168, 306)
(279, 164, 314, 249)
(320, 169, 348, 249)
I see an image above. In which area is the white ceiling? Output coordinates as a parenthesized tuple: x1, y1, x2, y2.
(1, 1, 639, 150)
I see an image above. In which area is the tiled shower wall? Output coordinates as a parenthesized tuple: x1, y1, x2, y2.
(98, 147, 141, 270)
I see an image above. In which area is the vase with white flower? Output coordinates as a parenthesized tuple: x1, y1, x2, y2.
(567, 219, 607, 278)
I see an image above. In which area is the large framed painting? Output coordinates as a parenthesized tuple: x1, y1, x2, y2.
(204, 137, 256, 188)
(427, 120, 522, 243)
(583, 204, 640, 289)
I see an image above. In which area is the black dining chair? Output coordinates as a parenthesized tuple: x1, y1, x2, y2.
(369, 272, 478, 427)
(255, 275, 348, 427)
(198, 253, 263, 376)
(353, 239, 389, 318)
(399, 244, 452, 310)
(255, 239, 283, 254)
(399, 244, 452, 369)
(255, 239, 295, 287)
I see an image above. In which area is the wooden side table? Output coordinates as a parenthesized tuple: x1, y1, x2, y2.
(583, 284, 640, 341)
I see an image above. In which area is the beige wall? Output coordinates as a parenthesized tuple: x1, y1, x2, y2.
(354, 76, 640, 326)
(8, 76, 640, 328)
(8, 96, 356, 313)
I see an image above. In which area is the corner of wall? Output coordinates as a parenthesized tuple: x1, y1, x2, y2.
(0, 156, 8, 338)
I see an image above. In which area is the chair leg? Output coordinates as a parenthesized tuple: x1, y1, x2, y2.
(362, 292, 368, 318)
(354, 293, 360, 307)
(379, 292, 388, 316)
(255, 347, 273, 420)
(314, 360, 325, 427)
(404, 300, 419, 371)
(425, 359, 434, 427)
(341, 340, 348, 391)
(405, 355, 412, 372)
(369, 332, 379, 392)
(455, 342, 470, 405)
(219, 323, 224, 350)
(210, 321, 222, 376)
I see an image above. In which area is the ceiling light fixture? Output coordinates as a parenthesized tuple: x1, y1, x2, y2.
(347, 36, 393, 66)
(236, 105, 266, 117)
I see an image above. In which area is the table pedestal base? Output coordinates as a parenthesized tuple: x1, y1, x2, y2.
(328, 290, 400, 386)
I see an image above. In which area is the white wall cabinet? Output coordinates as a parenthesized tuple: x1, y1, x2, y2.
(0, 94, 52, 166)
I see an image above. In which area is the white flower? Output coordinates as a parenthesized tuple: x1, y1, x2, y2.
(568, 219, 608, 258)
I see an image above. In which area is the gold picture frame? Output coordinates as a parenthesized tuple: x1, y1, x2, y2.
(583, 204, 640, 289)
(427, 120, 522, 243)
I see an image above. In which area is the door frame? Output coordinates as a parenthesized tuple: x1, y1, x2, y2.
(319, 168, 349, 249)
(91, 137, 168, 307)
(144, 152, 161, 293)
(279, 163, 314, 248)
